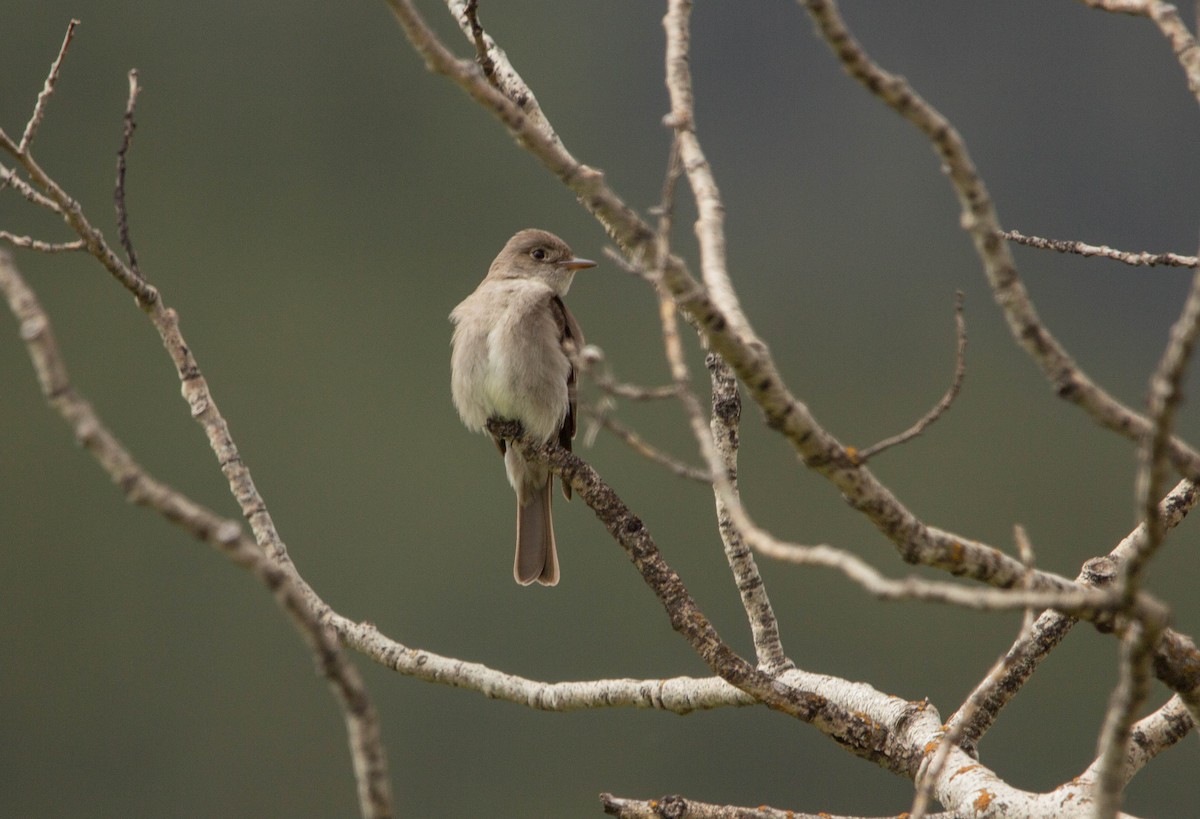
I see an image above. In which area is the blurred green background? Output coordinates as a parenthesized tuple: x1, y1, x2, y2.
(3, 1, 1198, 816)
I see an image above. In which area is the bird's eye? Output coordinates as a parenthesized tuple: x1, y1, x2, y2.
(531, 248, 548, 261)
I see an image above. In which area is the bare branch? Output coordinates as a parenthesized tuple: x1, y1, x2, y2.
(957, 610, 1079, 756)
(1097, 245, 1200, 808)
(655, 256, 793, 666)
(857, 292, 967, 462)
(490, 418, 925, 776)
(18, 19, 79, 153)
(0, 251, 393, 819)
(338, 618, 759, 713)
(1003, 229, 1199, 268)
(1, 80, 312, 599)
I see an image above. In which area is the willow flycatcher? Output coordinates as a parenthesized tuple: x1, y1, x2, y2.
(450, 229, 594, 585)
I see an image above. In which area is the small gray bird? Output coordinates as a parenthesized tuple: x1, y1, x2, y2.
(450, 229, 595, 586)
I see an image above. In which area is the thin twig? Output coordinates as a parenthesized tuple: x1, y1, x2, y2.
(911, 527, 1038, 819)
(580, 405, 712, 483)
(655, 262, 714, 467)
(0, 162, 64, 213)
(1003, 229, 1198, 268)
(573, 342, 694, 473)
(602, 246, 659, 284)
(461, 0, 498, 86)
(114, 70, 143, 279)
(0, 232, 84, 253)
(598, 381, 678, 401)
(857, 291, 967, 462)
(1092, 620, 1163, 819)
(18, 19, 79, 154)
(577, 345, 680, 401)
(1014, 523, 1038, 633)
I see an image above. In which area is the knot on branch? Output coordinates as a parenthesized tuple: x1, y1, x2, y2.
(1082, 556, 1118, 586)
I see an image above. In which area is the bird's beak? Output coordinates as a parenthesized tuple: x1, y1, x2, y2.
(562, 257, 597, 271)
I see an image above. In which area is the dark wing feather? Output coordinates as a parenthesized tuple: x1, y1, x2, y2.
(550, 295, 584, 500)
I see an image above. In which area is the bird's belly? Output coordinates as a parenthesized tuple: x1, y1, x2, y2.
(482, 334, 565, 442)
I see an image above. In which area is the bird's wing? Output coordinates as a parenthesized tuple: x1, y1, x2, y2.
(550, 295, 584, 500)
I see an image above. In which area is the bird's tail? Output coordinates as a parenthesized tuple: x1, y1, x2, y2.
(514, 473, 559, 586)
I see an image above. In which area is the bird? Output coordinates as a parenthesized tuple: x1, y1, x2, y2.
(450, 229, 595, 585)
